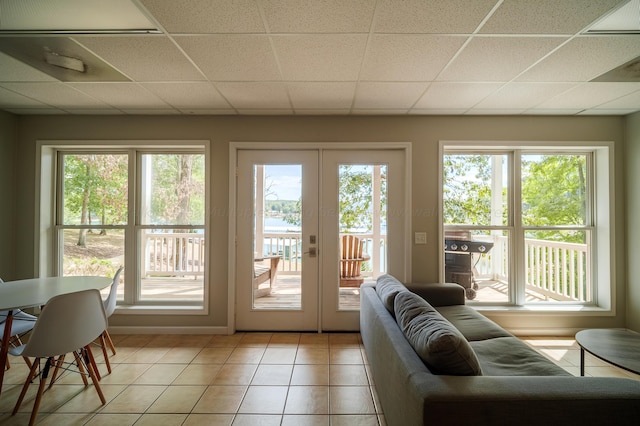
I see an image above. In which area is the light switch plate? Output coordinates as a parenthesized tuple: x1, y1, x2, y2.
(414, 232, 427, 245)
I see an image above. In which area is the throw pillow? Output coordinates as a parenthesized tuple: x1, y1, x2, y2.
(375, 274, 408, 314)
(394, 291, 482, 376)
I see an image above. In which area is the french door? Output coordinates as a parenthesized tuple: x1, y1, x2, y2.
(236, 150, 319, 331)
(235, 147, 407, 331)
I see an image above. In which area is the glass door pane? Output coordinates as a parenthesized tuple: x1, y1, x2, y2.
(321, 150, 407, 331)
(253, 164, 302, 309)
(337, 164, 387, 310)
(236, 150, 318, 331)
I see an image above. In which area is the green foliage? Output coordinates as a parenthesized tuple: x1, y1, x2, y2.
(148, 154, 205, 225)
(266, 200, 299, 216)
(444, 153, 587, 244)
(521, 154, 586, 243)
(443, 154, 496, 226)
(63, 154, 128, 225)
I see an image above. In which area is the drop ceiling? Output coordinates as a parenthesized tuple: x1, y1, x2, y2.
(0, 0, 639, 116)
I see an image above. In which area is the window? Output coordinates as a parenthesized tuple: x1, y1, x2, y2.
(48, 145, 207, 311)
(442, 143, 613, 309)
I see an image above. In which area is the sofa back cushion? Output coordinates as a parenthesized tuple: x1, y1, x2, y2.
(375, 274, 408, 314)
(394, 291, 482, 376)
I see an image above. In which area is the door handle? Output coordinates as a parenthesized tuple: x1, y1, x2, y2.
(304, 247, 317, 257)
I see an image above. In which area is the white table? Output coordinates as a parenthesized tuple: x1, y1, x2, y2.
(0, 276, 112, 395)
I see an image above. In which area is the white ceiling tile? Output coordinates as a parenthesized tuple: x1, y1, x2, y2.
(595, 89, 640, 109)
(354, 82, 428, 109)
(139, 0, 265, 33)
(480, 0, 625, 34)
(0, 0, 157, 32)
(261, 0, 376, 33)
(69, 83, 170, 108)
(360, 35, 466, 81)
(374, 0, 498, 33)
(75, 36, 204, 81)
(414, 82, 503, 109)
(0, 85, 48, 107)
(273, 35, 367, 81)
(537, 82, 640, 109)
(0, 52, 57, 82)
(287, 82, 356, 109)
(216, 82, 291, 109)
(475, 82, 578, 109)
(142, 83, 230, 109)
(438, 37, 567, 82)
(518, 35, 640, 82)
(0, 82, 108, 108)
(175, 35, 281, 81)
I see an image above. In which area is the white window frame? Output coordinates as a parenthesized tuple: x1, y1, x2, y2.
(36, 140, 210, 315)
(440, 141, 615, 314)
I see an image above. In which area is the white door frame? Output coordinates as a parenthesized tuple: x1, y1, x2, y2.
(228, 142, 412, 334)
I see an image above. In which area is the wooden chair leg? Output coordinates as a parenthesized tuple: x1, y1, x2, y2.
(84, 345, 101, 381)
(28, 358, 51, 426)
(103, 330, 116, 356)
(72, 351, 89, 386)
(12, 357, 52, 426)
(98, 334, 112, 374)
(12, 357, 41, 416)
(83, 346, 106, 404)
(47, 354, 66, 390)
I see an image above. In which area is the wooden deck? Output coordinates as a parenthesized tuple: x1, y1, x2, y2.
(124, 275, 545, 305)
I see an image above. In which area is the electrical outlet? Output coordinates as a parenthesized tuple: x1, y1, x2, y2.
(414, 232, 427, 245)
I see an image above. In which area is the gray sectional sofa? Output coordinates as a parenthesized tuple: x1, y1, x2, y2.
(360, 275, 640, 426)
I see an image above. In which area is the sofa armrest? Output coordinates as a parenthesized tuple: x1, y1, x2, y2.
(405, 282, 465, 306)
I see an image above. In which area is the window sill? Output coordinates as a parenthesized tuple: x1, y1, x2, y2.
(474, 304, 613, 316)
(113, 305, 206, 315)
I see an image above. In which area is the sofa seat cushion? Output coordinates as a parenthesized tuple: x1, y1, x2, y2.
(436, 305, 513, 341)
(375, 274, 409, 314)
(394, 291, 482, 376)
(470, 337, 572, 376)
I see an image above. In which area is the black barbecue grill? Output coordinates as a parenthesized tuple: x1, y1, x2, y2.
(444, 236, 494, 300)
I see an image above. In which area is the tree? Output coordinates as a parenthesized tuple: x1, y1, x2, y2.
(443, 154, 494, 226)
(63, 154, 127, 246)
(521, 154, 586, 242)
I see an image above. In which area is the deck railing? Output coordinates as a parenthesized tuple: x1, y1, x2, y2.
(475, 236, 589, 301)
(260, 232, 387, 278)
(144, 231, 587, 302)
(143, 232, 205, 278)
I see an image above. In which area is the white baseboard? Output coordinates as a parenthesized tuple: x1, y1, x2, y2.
(107, 326, 230, 335)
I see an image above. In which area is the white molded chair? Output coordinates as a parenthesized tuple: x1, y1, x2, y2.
(0, 277, 37, 370)
(97, 266, 123, 375)
(10, 289, 107, 426)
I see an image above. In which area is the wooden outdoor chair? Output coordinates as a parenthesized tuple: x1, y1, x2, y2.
(253, 255, 281, 297)
(339, 235, 370, 288)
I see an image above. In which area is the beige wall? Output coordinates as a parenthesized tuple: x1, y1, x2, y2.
(12, 114, 631, 333)
(0, 111, 18, 281)
(626, 111, 640, 332)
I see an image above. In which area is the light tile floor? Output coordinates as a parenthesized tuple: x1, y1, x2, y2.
(1, 333, 638, 426)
